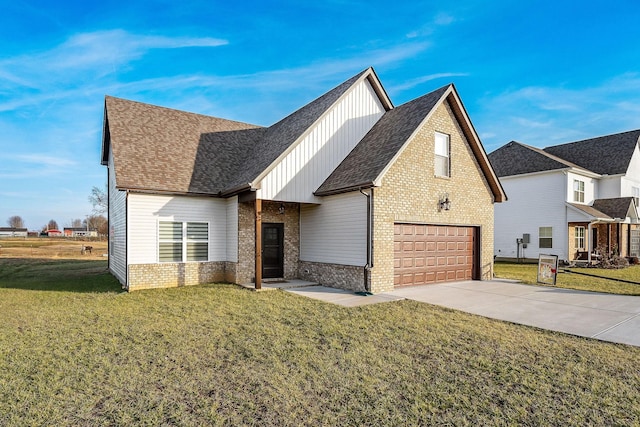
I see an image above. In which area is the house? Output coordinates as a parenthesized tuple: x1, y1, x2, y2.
(0, 227, 28, 238)
(63, 227, 98, 237)
(45, 229, 62, 237)
(488, 129, 640, 263)
(101, 67, 506, 292)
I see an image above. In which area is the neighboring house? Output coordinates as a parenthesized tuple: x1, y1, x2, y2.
(46, 229, 63, 237)
(489, 129, 640, 263)
(0, 227, 28, 238)
(63, 227, 98, 237)
(101, 67, 506, 292)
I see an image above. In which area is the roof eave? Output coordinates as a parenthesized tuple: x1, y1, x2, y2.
(314, 181, 375, 197)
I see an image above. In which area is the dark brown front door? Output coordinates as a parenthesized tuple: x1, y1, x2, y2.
(262, 223, 284, 278)
(394, 224, 477, 287)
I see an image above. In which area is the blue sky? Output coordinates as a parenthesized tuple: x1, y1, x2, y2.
(1, 1, 639, 230)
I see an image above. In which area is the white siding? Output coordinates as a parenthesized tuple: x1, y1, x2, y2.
(258, 79, 386, 203)
(226, 196, 238, 262)
(566, 171, 597, 204)
(127, 194, 227, 264)
(494, 171, 569, 260)
(108, 147, 127, 285)
(599, 175, 621, 199)
(621, 144, 640, 198)
(300, 191, 367, 266)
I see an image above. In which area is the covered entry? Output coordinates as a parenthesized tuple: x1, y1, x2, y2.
(394, 224, 478, 287)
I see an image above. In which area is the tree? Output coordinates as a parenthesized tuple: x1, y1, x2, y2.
(84, 215, 108, 235)
(7, 215, 25, 228)
(89, 185, 107, 214)
(47, 219, 59, 230)
(69, 218, 83, 228)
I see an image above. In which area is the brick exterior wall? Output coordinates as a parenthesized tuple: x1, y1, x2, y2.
(370, 99, 496, 293)
(299, 260, 365, 292)
(128, 261, 226, 291)
(237, 201, 300, 284)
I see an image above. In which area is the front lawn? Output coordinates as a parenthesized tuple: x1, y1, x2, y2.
(1, 259, 639, 425)
(495, 262, 640, 295)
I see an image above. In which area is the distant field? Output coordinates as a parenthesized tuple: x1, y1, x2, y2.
(0, 237, 107, 260)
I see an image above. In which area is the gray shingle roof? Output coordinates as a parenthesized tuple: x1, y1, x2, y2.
(104, 96, 262, 195)
(104, 69, 373, 196)
(315, 84, 450, 195)
(567, 203, 612, 220)
(544, 130, 640, 175)
(489, 129, 640, 178)
(592, 197, 636, 219)
(488, 141, 584, 177)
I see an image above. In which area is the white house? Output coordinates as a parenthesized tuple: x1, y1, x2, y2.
(489, 130, 640, 262)
(101, 67, 506, 292)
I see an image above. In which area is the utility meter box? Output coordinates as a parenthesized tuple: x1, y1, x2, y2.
(522, 233, 530, 244)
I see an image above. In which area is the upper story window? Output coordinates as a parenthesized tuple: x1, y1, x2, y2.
(573, 179, 585, 203)
(435, 132, 450, 177)
(539, 226, 553, 248)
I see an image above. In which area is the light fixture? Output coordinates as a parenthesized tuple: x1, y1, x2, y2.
(439, 193, 451, 211)
(278, 203, 285, 215)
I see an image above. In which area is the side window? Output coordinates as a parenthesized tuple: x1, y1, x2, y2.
(434, 132, 450, 177)
(159, 221, 209, 262)
(539, 227, 553, 248)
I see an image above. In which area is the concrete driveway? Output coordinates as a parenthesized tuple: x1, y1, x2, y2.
(285, 279, 640, 347)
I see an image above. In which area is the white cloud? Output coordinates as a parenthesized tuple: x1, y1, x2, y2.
(391, 72, 469, 92)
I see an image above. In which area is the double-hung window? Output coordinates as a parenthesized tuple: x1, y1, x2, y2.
(575, 226, 585, 249)
(573, 179, 585, 203)
(434, 132, 450, 177)
(159, 221, 209, 262)
(539, 227, 553, 248)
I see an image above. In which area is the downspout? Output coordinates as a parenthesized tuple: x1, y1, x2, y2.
(359, 188, 373, 293)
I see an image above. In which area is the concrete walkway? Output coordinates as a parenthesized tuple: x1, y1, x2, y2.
(284, 280, 640, 347)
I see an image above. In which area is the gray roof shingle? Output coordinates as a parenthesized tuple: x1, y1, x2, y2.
(104, 69, 372, 196)
(488, 141, 584, 177)
(544, 130, 640, 175)
(592, 197, 636, 219)
(315, 84, 450, 195)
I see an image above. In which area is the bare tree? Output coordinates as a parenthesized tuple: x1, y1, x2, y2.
(84, 215, 108, 235)
(7, 215, 25, 228)
(69, 218, 83, 228)
(89, 185, 107, 214)
(47, 219, 59, 230)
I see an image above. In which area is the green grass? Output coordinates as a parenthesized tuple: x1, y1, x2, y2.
(495, 262, 640, 295)
(1, 259, 640, 425)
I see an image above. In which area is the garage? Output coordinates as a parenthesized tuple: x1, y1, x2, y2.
(394, 224, 477, 287)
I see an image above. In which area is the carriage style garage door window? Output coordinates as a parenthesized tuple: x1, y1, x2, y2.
(394, 223, 478, 287)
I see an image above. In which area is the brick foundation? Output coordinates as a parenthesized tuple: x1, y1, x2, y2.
(299, 260, 365, 292)
(128, 261, 226, 291)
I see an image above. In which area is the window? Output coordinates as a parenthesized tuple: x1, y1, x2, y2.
(573, 179, 585, 203)
(159, 221, 209, 262)
(434, 132, 450, 177)
(539, 227, 553, 248)
(575, 226, 585, 249)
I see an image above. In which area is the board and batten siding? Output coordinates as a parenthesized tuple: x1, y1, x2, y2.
(226, 196, 238, 262)
(108, 147, 127, 285)
(258, 79, 386, 203)
(494, 171, 569, 260)
(300, 191, 367, 266)
(127, 194, 228, 264)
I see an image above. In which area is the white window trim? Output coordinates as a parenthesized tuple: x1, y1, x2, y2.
(575, 226, 585, 250)
(539, 226, 553, 249)
(573, 179, 585, 203)
(158, 220, 210, 263)
(434, 132, 450, 178)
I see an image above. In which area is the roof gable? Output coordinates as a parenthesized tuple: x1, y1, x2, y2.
(543, 129, 640, 175)
(103, 96, 262, 195)
(592, 197, 637, 220)
(488, 141, 592, 177)
(316, 84, 506, 202)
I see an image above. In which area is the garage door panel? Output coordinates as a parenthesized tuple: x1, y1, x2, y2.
(394, 224, 476, 287)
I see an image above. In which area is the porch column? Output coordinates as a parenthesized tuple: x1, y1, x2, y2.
(255, 198, 262, 290)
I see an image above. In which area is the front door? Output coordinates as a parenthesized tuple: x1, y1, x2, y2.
(262, 223, 284, 278)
